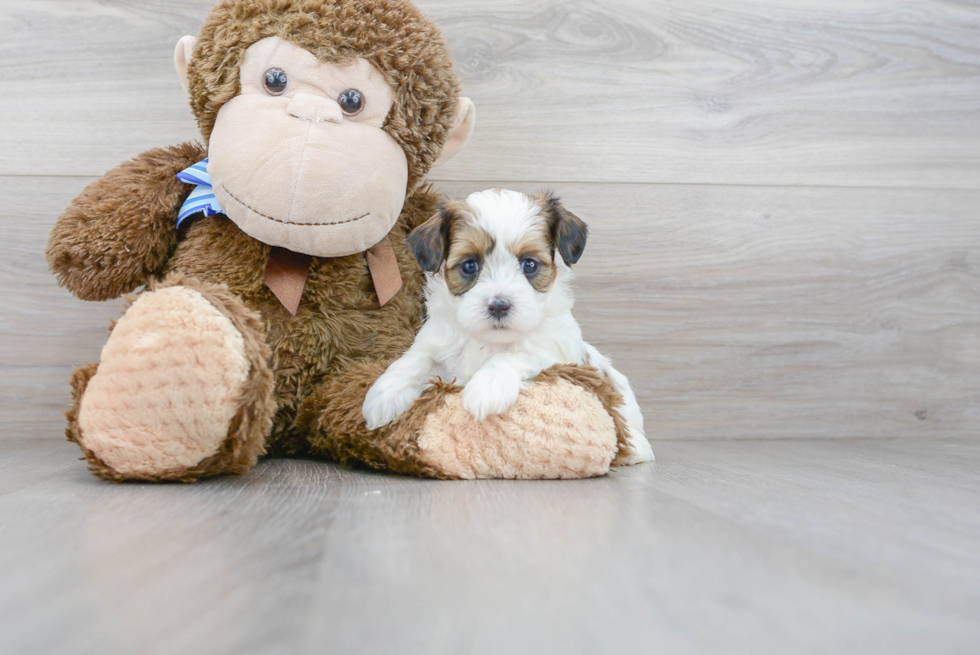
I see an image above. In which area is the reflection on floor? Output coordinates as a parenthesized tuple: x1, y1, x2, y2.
(1, 437, 978, 655)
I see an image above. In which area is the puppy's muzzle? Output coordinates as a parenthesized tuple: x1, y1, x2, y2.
(488, 297, 511, 320)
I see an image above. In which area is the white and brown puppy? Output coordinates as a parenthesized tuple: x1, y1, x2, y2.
(362, 189, 654, 464)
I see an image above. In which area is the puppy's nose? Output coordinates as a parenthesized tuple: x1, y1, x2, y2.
(488, 298, 511, 319)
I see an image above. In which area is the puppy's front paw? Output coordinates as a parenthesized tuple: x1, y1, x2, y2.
(362, 373, 425, 430)
(462, 368, 522, 420)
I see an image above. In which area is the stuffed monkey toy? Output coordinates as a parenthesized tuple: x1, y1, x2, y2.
(46, 0, 641, 482)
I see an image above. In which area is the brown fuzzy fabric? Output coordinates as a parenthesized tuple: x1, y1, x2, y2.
(162, 186, 437, 458)
(65, 275, 276, 482)
(188, 0, 461, 192)
(298, 362, 632, 479)
(534, 365, 635, 466)
(65, 362, 111, 477)
(46, 142, 207, 301)
(297, 359, 442, 477)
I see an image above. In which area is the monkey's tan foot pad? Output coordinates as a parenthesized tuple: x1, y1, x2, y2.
(73, 284, 271, 481)
(415, 375, 620, 480)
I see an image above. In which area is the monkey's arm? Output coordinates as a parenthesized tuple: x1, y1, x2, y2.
(46, 142, 207, 301)
(299, 360, 634, 479)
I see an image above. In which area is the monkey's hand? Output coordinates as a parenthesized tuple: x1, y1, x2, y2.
(46, 142, 207, 301)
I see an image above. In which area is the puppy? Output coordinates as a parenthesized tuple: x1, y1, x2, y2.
(362, 189, 654, 464)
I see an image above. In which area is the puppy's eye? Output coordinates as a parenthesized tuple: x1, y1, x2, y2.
(460, 259, 480, 276)
(263, 68, 288, 96)
(338, 88, 364, 116)
(521, 258, 539, 276)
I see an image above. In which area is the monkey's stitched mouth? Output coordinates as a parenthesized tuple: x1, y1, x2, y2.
(220, 184, 370, 226)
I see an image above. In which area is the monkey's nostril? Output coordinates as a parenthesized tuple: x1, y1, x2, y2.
(488, 298, 511, 319)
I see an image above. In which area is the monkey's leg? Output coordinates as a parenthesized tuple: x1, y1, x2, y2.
(66, 274, 275, 482)
(296, 361, 442, 477)
(297, 362, 632, 480)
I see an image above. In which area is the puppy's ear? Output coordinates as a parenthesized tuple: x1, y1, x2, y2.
(408, 203, 453, 272)
(541, 192, 589, 265)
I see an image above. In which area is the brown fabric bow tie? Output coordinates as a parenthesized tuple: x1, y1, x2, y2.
(263, 236, 403, 315)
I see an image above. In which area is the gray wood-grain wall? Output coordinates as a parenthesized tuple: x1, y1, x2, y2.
(2, 0, 978, 441)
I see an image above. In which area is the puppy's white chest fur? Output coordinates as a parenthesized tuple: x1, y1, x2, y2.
(433, 313, 584, 385)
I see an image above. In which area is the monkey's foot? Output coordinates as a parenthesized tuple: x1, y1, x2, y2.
(68, 276, 275, 482)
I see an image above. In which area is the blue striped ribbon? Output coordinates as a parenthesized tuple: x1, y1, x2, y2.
(176, 158, 224, 227)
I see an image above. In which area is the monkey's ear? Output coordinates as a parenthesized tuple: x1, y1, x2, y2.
(542, 193, 589, 266)
(174, 35, 198, 95)
(407, 208, 452, 272)
(433, 98, 476, 167)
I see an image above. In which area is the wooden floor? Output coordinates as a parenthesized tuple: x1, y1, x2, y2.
(2, 1, 980, 652)
(1, 437, 978, 655)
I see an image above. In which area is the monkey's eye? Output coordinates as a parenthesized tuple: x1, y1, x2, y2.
(459, 259, 480, 276)
(338, 88, 364, 116)
(521, 258, 539, 276)
(263, 68, 288, 96)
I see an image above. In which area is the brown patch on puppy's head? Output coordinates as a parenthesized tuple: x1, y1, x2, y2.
(510, 214, 558, 293)
(408, 199, 495, 296)
(445, 207, 494, 296)
(536, 191, 589, 266)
